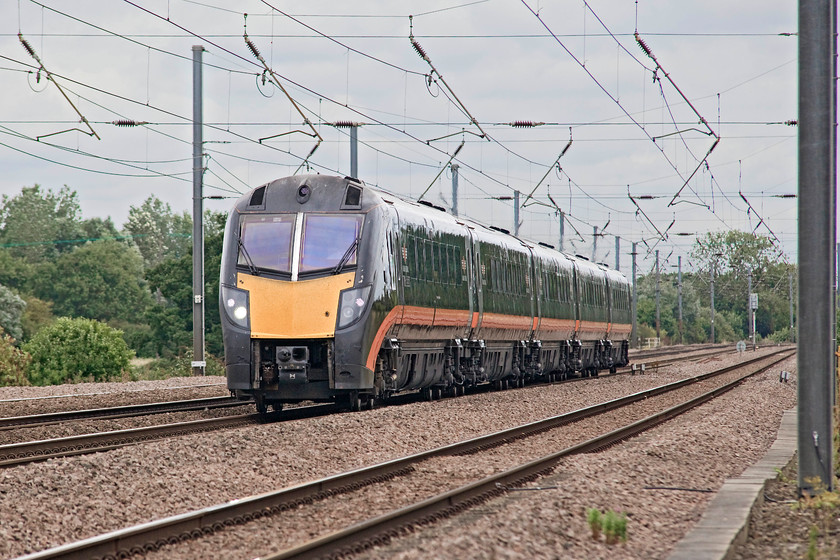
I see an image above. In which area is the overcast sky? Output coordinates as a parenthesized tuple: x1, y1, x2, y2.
(0, 0, 798, 273)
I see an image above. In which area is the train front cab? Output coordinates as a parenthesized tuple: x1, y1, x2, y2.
(220, 176, 392, 412)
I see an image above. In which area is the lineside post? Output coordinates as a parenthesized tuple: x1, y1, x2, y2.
(192, 45, 206, 376)
(798, 0, 835, 495)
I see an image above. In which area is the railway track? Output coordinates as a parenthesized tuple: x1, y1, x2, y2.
(0, 403, 338, 468)
(0, 345, 717, 464)
(621, 345, 753, 372)
(17, 348, 793, 560)
(0, 382, 227, 404)
(0, 396, 247, 430)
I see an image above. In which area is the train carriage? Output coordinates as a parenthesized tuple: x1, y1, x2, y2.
(220, 174, 631, 412)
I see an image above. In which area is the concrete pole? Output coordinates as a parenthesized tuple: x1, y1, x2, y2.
(615, 236, 620, 271)
(748, 270, 753, 349)
(451, 163, 459, 217)
(191, 45, 206, 376)
(789, 271, 795, 343)
(559, 212, 565, 252)
(631, 242, 638, 349)
(350, 124, 358, 179)
(710, 263, 715, 344)
(798, 0, 835, 494)
(655, 249, 661, 341)
(514, 190, 520, 236)
(678, 256, 683, 344)
(592, 226, 598, 262)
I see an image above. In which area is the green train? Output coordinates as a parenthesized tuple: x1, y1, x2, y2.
(220, 174, 632, 413)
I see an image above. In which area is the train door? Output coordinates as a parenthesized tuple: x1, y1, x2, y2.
(571, 260, 581, 336)
(528, 248, 541, 336)
(391, 207, 406, 308)
(466, 228, 482, 339)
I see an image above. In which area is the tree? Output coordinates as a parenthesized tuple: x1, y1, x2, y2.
(37, 240, 152, 323)
(0, 185, 83, 262)
(692, 231, 793, 340)
(145, 211, 225, 356)
(20, 296, 54, 341)
(81, 216, 121, 242)
(0, 249, 36, 293)
(124, 196, 192, 269)
(0, 285, 26, 341)
(24, 317, 133, 385)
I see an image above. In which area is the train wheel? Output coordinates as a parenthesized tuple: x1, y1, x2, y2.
(433, 387, 443, 400)
(348, 391, 362, 412)
(364, 395, 375, 410)
(421, 387, 433, 401)
(271, 402, 283, 413)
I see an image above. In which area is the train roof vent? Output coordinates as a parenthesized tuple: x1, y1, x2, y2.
(575, 254, 589, 261)
(489, 225, 510, 235)
(342, 184, 363, 209)
(538, 242, 555, 249)
(249, 185, 266, 207)
(418, 200, 446, 212)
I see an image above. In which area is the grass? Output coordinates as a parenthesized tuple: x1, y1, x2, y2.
(121, 352, 225, 381)
(586, 507, 627, 545)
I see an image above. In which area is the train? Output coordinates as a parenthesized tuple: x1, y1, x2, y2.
(219, 174, 632, 413)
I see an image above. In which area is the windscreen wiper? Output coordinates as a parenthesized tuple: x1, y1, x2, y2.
(237, 235, 260, 276)
(333, 237, 360, 275)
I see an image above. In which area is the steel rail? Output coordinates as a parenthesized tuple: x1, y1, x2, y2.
(15, 348, 793, 560)
(0, 403, 338, 468)
(0, 382, 228, 404)
(0, 396, 246, 430)
(267, 349, 794, 560)
(620, 346, 750, 372)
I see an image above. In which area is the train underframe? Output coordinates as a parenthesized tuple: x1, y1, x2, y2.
(238, 336, 630, 413)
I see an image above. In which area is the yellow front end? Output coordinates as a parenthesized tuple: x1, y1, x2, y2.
(237, 272, 356, 339)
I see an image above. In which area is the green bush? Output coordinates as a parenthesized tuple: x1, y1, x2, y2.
(0, 333, 31, 387)
(109, 320, 157, 358)
(23, 317, 134, 385)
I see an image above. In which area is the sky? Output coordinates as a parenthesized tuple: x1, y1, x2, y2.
(0, 0, 799, 274)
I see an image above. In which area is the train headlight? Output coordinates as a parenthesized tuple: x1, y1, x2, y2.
(337, 285, 371, 329)
(221, 285, 250, 329)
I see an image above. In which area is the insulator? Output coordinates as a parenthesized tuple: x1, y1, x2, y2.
(332, 121, 355, 128)
(245, 37, 261, 60)
(785, 120, 798, 126)
(510, 121, 542, 128)
(411, 39, 429, 61)
(634, 33, 653, 58)
(19, 34, 36, 58)
(112, 120, 147, 127)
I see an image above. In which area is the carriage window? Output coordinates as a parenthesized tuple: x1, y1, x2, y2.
(299, 214, 363, 273)
(441, 245, 451, 284)
(238, 214, 296, 273)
